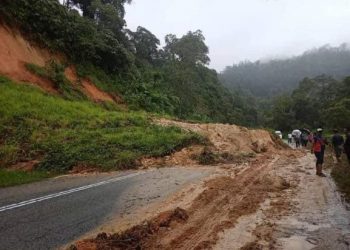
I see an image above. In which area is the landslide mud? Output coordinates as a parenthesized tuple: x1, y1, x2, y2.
(73, 153, 296, 250)
(157, 119, 278, 155)
(71, 122, 350, 250)
(142, 119, 282, 168)
(224, 153, 350, 250)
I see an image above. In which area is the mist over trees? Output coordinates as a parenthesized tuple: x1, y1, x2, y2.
(220, 44, 350, 98)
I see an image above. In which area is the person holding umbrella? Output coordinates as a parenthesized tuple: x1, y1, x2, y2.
(292, 129, 302, 148)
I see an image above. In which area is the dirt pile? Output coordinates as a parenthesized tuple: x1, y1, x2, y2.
(141, 119, 281, 167)
(157, 119, 278, 155)
(74, 208, 189, 250)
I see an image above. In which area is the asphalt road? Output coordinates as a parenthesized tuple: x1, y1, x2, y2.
(0, 167, 211, 250)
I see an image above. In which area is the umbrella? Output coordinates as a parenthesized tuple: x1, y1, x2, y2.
(300, 128, 311, 134)
(292, 129, 302, 137)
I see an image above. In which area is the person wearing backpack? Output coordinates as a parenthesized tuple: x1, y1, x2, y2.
(311, 128, 327, 177)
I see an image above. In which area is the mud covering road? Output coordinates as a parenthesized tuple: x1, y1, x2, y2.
(75, 151, 350, 250)
(0, 167, 212, 250)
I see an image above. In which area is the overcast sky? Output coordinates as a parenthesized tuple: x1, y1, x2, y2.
(125, 0, 350, 71)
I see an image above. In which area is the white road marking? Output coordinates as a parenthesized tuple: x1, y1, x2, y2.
(0, 171, 147, 213)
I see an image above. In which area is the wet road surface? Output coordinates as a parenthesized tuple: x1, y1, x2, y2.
(0, 167, 211, 250)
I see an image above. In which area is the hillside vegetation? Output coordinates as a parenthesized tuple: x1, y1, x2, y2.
(0, 0, 255, 126)
(221, 45, 350, 97)
(0, 76, 200, 173)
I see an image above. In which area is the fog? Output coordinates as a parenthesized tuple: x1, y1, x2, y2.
(125, 0, 350, 71)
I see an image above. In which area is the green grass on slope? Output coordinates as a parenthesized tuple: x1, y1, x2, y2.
(0, 76, 201, 175)
(0, 169, 51, 188)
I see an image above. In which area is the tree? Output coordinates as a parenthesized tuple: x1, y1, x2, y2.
(164, 30, 210, 65)
(270, 95, 295, 131)
(128, 26, 160, 63)
(70, 0, 132, 19)
(89, 0, 124, 31)
(325, 98, 350, 129)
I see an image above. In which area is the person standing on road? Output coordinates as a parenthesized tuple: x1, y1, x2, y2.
(292, 129, 302, 148)
(301, 132, 309, 147)
(344, 128, 350, 165)
(331, 129, 344, 163)
(312, 128, 327, 177)
(295, 135, 301, 148)
(288, 133, 292, 144)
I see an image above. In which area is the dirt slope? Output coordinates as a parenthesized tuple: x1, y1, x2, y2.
(0, 25, 57, 92)
(64, 67, 123, 103)
(0, 24, 121, 103)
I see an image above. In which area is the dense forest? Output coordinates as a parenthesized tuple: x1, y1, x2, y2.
(265, 75, 350, 131)
(220, 45, 350, 98)
(0, 0, 257, 126)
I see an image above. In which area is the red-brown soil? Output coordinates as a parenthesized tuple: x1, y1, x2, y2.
(0, 25, 57, 92)
(64, 67, 123, 103)
(0, 24, 123, 104)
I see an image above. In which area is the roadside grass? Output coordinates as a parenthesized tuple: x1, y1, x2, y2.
(0, 169, 51, 188)
(331, 154, 350, 202)
(0, 75, 202, 175)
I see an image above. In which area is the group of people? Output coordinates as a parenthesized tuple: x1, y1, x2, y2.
(310, 128, 350, 177)
(287, 128, 350, 177)
(287, 129, 312, 148)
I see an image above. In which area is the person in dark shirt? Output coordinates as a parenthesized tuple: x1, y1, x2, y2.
(344, 128, 350, 165)
(331, 129, 344, 163)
